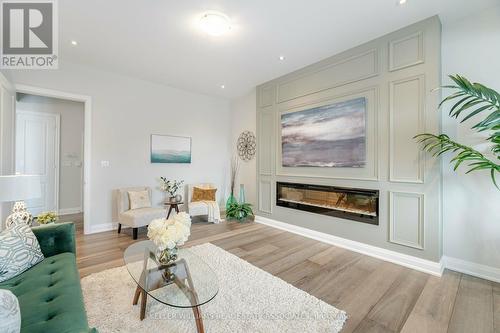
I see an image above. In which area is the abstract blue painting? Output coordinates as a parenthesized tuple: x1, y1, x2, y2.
(281, 97, 366, 168)
(151, 134, 192, 163)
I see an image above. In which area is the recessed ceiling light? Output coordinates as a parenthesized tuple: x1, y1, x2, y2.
(220, 85, 225, 89)
(279, 55, 285, 61)
(199, 11, 231, 36)
(71, 40, 78, 46)
(398, 0, 407, 5)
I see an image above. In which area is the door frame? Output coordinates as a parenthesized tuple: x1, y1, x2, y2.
(16, 110, 61, 214)
(15, 84, 93, 235)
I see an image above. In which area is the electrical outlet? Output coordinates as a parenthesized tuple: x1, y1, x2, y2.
(100, 160, 110, 168)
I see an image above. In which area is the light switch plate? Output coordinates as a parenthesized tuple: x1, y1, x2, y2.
(100, 160, 110, 167)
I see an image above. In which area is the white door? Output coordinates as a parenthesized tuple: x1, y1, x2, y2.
(15, 111, 60, 216)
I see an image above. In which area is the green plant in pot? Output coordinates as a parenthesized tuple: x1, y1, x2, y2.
(226, 202, 254, 222)
(415, 74, 499, 189)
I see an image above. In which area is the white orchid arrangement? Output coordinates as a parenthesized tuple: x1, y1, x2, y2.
(147, 212, 192, 250)
(159, 177, 184, 196)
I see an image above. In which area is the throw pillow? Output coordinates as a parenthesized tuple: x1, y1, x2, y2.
(191, 187, 217, 202)
(0, 289, 21, 333)
(128, 190, 151, 210)
(0, 224, 44, 283)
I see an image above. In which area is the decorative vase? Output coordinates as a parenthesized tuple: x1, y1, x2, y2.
(175, 194, 183, 202)
(169, 196, 178, 203)
(239, 184, 245, 204)
(156, 247, 178, 265)
(226, 193, 237, 210)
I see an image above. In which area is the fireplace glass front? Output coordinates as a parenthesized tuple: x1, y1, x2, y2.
(276, 182, 379, 225)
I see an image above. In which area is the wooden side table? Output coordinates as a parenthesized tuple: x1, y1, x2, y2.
(164, 201, 183, 219)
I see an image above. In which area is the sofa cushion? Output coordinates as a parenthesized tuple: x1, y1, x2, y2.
(119, 207, 165, 227)
(0, 253, 90, 333)
(0, 289, 21, 333)
(0, 224, 44, 283)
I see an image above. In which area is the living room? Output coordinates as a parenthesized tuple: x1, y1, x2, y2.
(0, 1, 499, 332)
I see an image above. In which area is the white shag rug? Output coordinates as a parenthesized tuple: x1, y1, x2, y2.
(81, 243, 347, 332)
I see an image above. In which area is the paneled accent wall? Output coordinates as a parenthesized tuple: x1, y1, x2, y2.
(256, 16, 442, 262)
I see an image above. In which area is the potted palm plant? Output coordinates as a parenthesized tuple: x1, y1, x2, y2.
(415, 75, 499, 188)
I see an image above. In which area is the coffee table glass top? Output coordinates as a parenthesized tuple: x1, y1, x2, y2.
(124, 240, 219, 308)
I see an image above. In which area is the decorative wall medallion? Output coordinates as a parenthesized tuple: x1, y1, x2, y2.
(237, 131, 256, 161)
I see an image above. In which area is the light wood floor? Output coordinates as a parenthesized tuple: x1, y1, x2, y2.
(61, 213, 500, 333)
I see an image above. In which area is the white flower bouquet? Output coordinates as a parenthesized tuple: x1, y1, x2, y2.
(159, 177, 184, 197)
(147, 212, 192, 251)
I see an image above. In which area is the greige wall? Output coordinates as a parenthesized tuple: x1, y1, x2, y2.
(230, 89, 257, 206)
(256, 17, 443, 262)
(16, 94, 85, 213)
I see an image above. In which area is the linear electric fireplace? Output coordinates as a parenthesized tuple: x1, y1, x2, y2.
(276, 182, 379, 225)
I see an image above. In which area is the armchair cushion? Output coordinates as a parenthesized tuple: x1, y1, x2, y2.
(191, 187, 217, 202)
(119, 207, 165, 228)
(128, 190, 151, 210)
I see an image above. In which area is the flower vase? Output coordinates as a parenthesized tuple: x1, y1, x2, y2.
(156, 247, 178, 265)
(239, 184, 246, 204)
(226, 193, 237, 210)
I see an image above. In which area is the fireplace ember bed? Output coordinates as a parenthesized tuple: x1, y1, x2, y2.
(276, 182, 379, 225)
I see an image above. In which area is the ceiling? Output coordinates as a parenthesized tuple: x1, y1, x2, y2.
(59, 0, 498, 99)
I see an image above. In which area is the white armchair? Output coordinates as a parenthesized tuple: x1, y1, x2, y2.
(187, 183, 221, 223)
(115, 186, 165, 239)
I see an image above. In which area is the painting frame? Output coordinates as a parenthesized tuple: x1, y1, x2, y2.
(150, 134, 192, 164)
(280, 96, 367, 168)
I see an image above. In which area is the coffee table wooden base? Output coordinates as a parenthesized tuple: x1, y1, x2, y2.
(132, 285, 205, 333)
(131, 258, 206, 333)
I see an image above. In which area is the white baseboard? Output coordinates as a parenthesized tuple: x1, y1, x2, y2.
(87, 222, 116, 234)
(59, 207, 82, 215)
(255, 215, 443, 276)
(442, 256, 500, 283)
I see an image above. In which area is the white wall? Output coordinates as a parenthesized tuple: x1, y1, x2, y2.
(3, 63, 231, 232)
(230, 89, 257, 206)
(16, 94, 85, 213)
(441, 6, 500, 270)
(0, 73, 15, 229)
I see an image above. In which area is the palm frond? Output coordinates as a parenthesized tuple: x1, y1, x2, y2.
(415, 133, 500, 189)
(441, 75, 500, 157)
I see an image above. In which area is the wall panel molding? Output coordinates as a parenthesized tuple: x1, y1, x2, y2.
(389, 31, 424, 72)
(258, 109, 274, 176)
(259, 86, 274, 107)
(258, 179, 273, 213)
(389, 191, 424, 249)
(277, 49, 379, 103)
(389, 75, 425, 183)
(256, 16, 441, 263)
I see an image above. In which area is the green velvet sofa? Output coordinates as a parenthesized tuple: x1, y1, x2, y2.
(0, 222, 97, 333)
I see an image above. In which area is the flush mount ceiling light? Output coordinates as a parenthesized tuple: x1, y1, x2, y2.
(199, 11, 231, 36)
(279, 55, 285, 61)
(220, 84, 225, 89)
(71, 40, 78, 46)
(397, 0, 407, 5)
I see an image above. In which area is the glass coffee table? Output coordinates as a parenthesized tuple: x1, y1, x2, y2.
(124, 241, 219, 333)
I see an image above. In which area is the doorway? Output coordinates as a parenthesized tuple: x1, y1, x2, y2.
(14, 86, 91, 234)
(15, 110, 60, 216)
